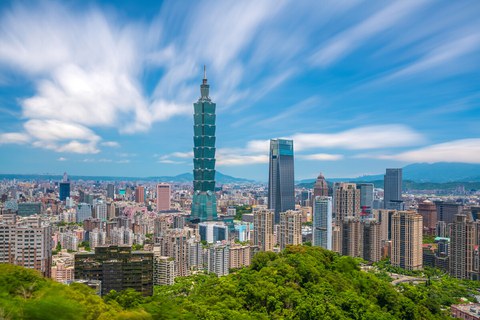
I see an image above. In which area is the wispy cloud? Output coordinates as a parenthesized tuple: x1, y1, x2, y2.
(368, 139, 480, 164)
(101, 141, 120, 148)
(298, 153, 344, 161)
(311, 0, 430, 67)
(57, 157, 67, 161)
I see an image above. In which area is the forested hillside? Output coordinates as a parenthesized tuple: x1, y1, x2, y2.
(0, 246, 477, 319)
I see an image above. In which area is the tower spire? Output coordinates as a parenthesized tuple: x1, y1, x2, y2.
(200, 65, 210, 100)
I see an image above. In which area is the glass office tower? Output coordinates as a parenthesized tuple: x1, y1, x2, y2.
(313, 196, 333, 250)
(191, 67, 217, 222)
(268, 139, 295, 224)
(384, 168, 403, 210)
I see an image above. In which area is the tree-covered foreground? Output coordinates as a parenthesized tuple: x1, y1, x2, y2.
(1, 246, 478, 319)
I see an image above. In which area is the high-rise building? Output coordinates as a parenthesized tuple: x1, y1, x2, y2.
(268, 139, 295, 224)
(106, 183, 115, 199)
(191, 67, 217, 222)
(449, 214, 475, 279)
(418, 200, 437, 234)
(384, 168, 403, 210)
(333, 183, 360, 220)
(435, 201, 463, 225)
(59, 183, 70, 201)
(156, 183, 171, 211)
(340, 217, 362, 258)
(279, 210, 303, 250)
(59, 172, 70, 201)
(313, 173, 329, 198)
(153, 248, 175, 286)
(74, 246, 154, 296)
(156, 229, 191, 277)
(0, 215, 52, 277)
(362, 218, 382, 262)
(391, 210, 423, 270)
(357, 183, 374, 211)
(229, 244, 251, 269)
(312, 196, 332, 250)
(207, 243, 229, 277)
(76, 203, 92, 223)
(253, 209, 274, 252)
(135, 186, 145, 204)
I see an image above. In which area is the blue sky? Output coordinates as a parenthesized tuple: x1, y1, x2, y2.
(0, 1, 479, 180)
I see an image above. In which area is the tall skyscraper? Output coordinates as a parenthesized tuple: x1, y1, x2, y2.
(106, 183, 115, 199)
(362, 218, 382, 262)
(384, 168, 403, 210)
(418, 200, 437, 234)
(313, 173, 329, 198)
(313, 196, 332, 250)
(207, 243, 229, 277)
(391, 210, 423, 270)
(59, 172, 70, 201)
(268, 139, 295, 224)
(449, 214, 474, 279)
(357, 183, 374, 210)
(191, 66, 217, 222)
(435, 201, 463, 225)
(279, 210, 303, 250)
(135, 186, 145, 204)
(333, 183, 360, 220)
(253, 209, 274, 252)
(156, 183, 171, 211)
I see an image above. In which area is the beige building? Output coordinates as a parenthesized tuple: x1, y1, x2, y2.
(155, 228, 191, 277)
(391, 210, 423, 270)
(340, 216, 362, 258)
(362, 218, 382, 262)
(279, 210, 303, 250)
(156, 184, 171, 211)
(253, 209, 274, 252)
(449, 213, 475, 279)
(51, 251, 75, 283)
(153, 250, 175, 285)
(229, 244, 251, 269)
(334, 183, 360, 220)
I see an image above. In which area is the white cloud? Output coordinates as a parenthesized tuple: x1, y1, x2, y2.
(57, 157, 67, 161)
(216, 154, 269, 166)
(116, 159, 131, 164)
(158, 159, 185, 165)
(311, 0, 430, 67)
(298, 153, 344, 161)
(372, 139, 480, 164)
(0, 132, 30, 144)
(101, 141, 120, 148)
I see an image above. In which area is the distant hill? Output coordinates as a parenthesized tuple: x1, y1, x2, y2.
(298, 162, 480, 185)
(0, 172, 254, 184)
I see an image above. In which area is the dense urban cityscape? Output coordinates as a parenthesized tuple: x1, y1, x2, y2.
(1, 1, 480, 319)
(1, 70, 480, 319)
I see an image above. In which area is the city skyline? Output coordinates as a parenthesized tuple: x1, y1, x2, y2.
(0, 1, 480, 180)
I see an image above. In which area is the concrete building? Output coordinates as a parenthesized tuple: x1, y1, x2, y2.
(313, 173, 329, 198)
(51, 251, 75, 283)
(0, 215, 52, 277)
(449, 214, 474, 279)
(156, 184, 171, 211)
(156, 229, 191, 277)
(74, 246, 153, 296)
(436, 201, 463, 225)
(106, 183, 115, 199)
(76, 203, 92, 223)
(135, 186, 145, 204)
(229, 244, 251, 269)
(333, 183, 360, 220)
(418, 200, 437, 234)
(340, 217, 362, 258)
(278, 210, 303, 250)
(253, 209, 274, 252)
(153, 248, 175, 286)
(391, 210, 423, 270)
(362, 218, 382, 262)
(207, 243, 229, 276)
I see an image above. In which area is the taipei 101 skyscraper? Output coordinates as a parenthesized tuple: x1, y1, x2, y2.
(191, 66, 217, 222)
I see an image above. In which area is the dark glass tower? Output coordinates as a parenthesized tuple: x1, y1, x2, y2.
(384, 168, 403, 210)
(268, 139, 295, 224)
(191, 66, 217, 222)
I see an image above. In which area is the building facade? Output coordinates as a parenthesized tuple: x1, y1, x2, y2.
(253, 209, 274, 252)
(268, 139, 295, 224)
(391, 210, 423, 270)
(384, 168, 403, 210)
(279, 210, 303, 250)
(156, 183, 171, 211)
(313, 196, 332, 250)
(74, 245, 154, 296)
(191, 67, 217, 222)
